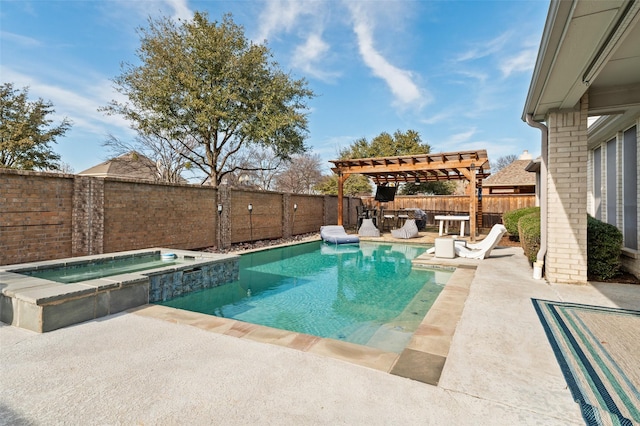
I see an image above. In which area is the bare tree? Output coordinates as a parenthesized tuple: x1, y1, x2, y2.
(46, 161, 74, 174)
(274, 154, 323, 194)
(218, 145, 283, 190)
(104, 133, 195, 183)
(493, 154, 519, 172)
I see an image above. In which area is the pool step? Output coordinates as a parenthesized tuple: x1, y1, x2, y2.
(366, 324, 414, 353)
(334, 322, 413, 354)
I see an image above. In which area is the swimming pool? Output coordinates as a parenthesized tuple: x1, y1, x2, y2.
(160, 241, 453, 353)
(22, 253, 196, 284)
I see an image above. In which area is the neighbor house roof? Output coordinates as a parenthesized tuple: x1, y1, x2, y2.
(483, 160, 536, 188)
(78, 151, 159, 181)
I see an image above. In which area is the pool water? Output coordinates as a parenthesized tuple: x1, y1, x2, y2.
(160, 241, 452, 353)
(24, 254, 195, 284)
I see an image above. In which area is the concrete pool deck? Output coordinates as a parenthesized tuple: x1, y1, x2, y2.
(2, 242, 639, 424)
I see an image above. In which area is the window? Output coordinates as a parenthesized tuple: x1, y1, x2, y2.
(623, 126, 637, 250)
(606, 138, 617, 226)
(593, 147, 601, 220)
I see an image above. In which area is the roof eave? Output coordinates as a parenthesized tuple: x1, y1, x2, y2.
(522, 0, 575, 123)
(523, 1, 640, 123)
(525, 158, 541, 173)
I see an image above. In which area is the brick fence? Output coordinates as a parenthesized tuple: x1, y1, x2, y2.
(0, 169, 358, 266)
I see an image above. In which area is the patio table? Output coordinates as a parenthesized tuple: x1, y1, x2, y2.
(435, 215, 470, 236)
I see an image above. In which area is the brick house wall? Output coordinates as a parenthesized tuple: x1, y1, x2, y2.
(545, 94, 589, 283)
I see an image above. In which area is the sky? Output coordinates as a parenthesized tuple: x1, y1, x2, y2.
(1, 0, 549, 176)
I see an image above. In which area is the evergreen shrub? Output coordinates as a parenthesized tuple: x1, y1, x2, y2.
(518, 212, 541, 264)
(503, 207, 539, 241)
(587, 215, 623, 280)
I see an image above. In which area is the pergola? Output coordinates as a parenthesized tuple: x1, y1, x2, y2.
(329, 149, 491, 241)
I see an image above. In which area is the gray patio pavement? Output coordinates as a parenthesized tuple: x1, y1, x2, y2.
(1, 242, 639, 425)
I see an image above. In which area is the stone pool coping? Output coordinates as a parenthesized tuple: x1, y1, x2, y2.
(0, 248, 239, 333)
(131, 249, 477, 386)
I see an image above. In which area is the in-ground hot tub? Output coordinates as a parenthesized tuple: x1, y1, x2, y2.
(0, 248, 239, 333)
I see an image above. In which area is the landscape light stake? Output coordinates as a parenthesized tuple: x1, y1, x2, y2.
(217, 203, 223, 249)
(293, 203, 298, 236)
(248, 203, 253, 246)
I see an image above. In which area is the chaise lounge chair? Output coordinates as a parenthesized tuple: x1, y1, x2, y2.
(320, 225, 360, 245)
(454, 224, 507, 259)
(391, 219, 419, 239)
(426, 223, 507, 259)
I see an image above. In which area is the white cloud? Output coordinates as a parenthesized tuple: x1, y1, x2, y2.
(456, 31, 512, 62)
(1, 66, 131, 135)
(453, 69, 489, 85)
(254, 1, 338, 81)
(0, 31, 41, 47)
(500, 47, 537, 77)
(446, 32, 534, 123)
(455, 29, 537, 79)
(442, 128, 477, 147)
(165, 0, 193, 21)
(292, 33, 340, 81)
(421, 111, 452, 125)
(255, 0, 308, 43)
(103, 0, 192, 27)
(254, 1, 428, 101)
(348, 7, 430, 109)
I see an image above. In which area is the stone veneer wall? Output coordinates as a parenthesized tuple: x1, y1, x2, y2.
(545, 94, 589, 283)
(72, 176, 104, 256)
(149, 259, 239, 302)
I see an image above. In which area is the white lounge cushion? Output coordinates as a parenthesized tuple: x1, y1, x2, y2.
(465, 224, 507, 251)
(426, 224, 507, 258)
(454, 224, 506, 259)
(320, 225, 360, 244)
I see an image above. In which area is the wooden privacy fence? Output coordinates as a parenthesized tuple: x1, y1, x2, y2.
(361, 194, 536, 228)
